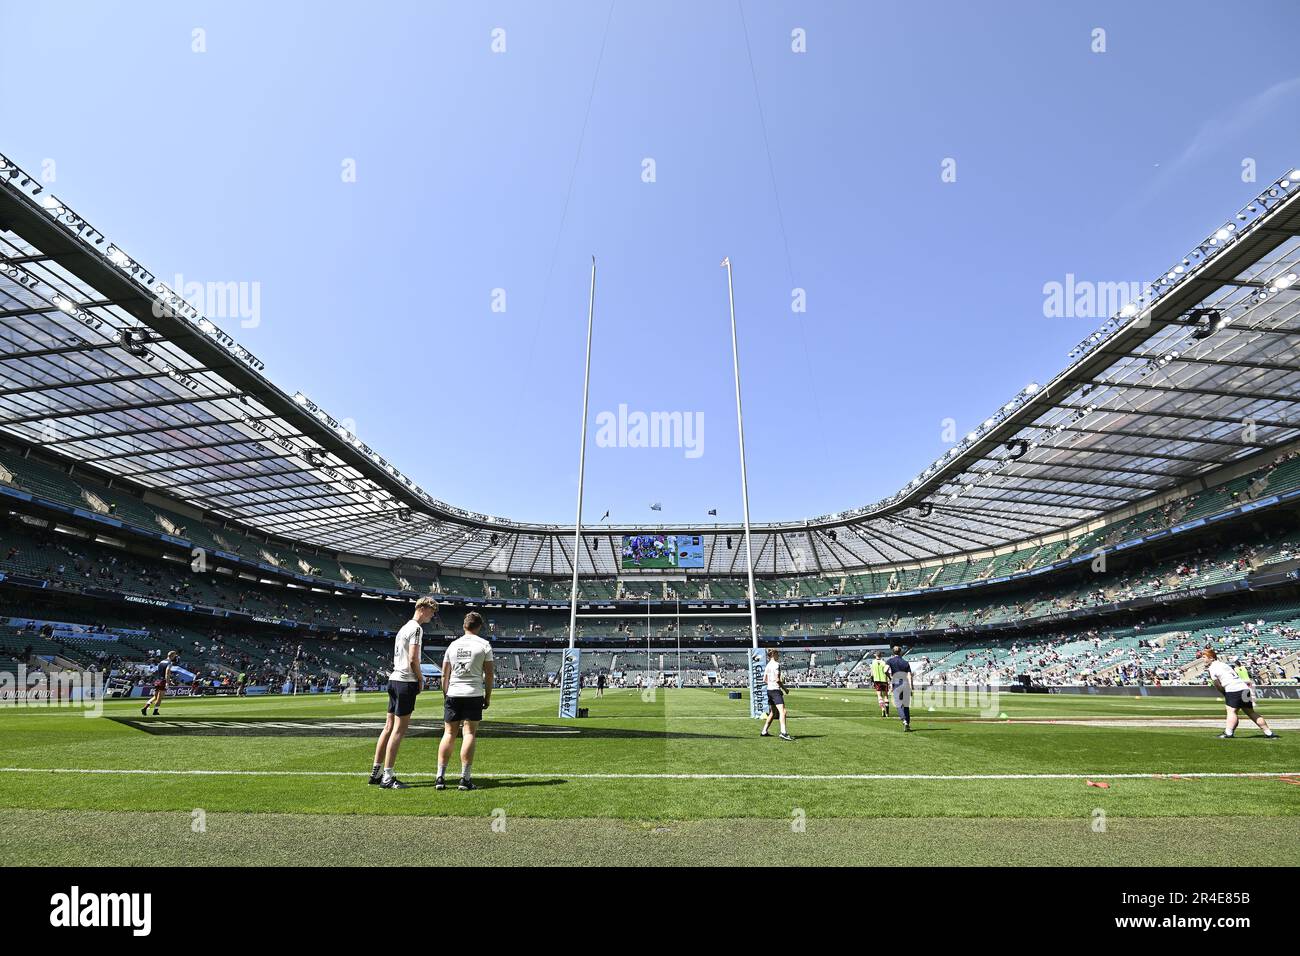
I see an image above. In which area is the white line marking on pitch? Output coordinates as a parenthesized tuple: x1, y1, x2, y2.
(0, 767, 1296, 781)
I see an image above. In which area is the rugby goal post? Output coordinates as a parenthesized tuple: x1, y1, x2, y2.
(559, 257, 763, 718)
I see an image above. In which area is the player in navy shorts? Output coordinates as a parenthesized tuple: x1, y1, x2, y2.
(371, 596, 438, 789)
(141, 650, 178, 716)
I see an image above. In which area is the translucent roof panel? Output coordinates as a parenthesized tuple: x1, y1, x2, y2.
(3, 153, 1299, 574)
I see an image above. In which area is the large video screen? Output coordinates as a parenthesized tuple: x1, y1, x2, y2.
(620, 534, 704, 570)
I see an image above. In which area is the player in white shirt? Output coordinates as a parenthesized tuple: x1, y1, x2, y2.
(760, 648, 793, 741)
(437, 611, 495, 790)
(370, 596, 438, 789)
(1202, 648, 1278, 740)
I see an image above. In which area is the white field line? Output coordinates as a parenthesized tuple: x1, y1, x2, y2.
(0, 711, 1265, 722)
(0, 767, 1297, 782)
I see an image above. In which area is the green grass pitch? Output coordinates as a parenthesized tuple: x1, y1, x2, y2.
(2, 688, 1297, 866)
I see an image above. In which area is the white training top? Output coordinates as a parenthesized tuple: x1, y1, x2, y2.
(390, 619, 423, 683)
(1208, 660, 1249, 694)
(764, 659, 782, 691)
(443, 633, 494, 698)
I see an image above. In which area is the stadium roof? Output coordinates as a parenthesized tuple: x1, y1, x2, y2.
(2, 152, 1299, 576)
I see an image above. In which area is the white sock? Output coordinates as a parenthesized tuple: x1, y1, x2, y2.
(437, 762, 447, 778)
(382, 766, 394, 780)
(461, 762, 472, 779)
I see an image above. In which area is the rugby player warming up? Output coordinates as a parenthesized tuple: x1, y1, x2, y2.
(437, 611, 495, 791)
(760, 648, 793, 741)
(886, 645, 913, 733)
(141, 650, 179, 716)
(1202, 647, 1278, 740)
(370, 596, 439, 789)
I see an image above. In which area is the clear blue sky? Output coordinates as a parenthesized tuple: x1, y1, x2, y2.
(3, 0, 1298, 526)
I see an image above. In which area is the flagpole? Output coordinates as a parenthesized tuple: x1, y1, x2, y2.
(568, 257, 596, 651)
(722, 257, 760, 650)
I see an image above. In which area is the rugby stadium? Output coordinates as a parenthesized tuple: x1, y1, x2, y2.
(4, 11, 1300, 929)
(1, 146, 1299, 875)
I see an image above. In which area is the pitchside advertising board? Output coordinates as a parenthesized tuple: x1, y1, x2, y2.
(558, 648, 582, 718)
(748, 648, 767, 718)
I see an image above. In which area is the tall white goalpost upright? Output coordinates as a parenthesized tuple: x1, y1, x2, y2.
(558, 257, 597, 718)
(560, 258, 763, 717)
(722, 257, 767, 718)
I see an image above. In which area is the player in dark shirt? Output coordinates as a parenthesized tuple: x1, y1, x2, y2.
(885, 645, 913, 732)
(141, 650, 179, 716)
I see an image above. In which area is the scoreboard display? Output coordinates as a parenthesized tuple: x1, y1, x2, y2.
(620, 534, 704, 569)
